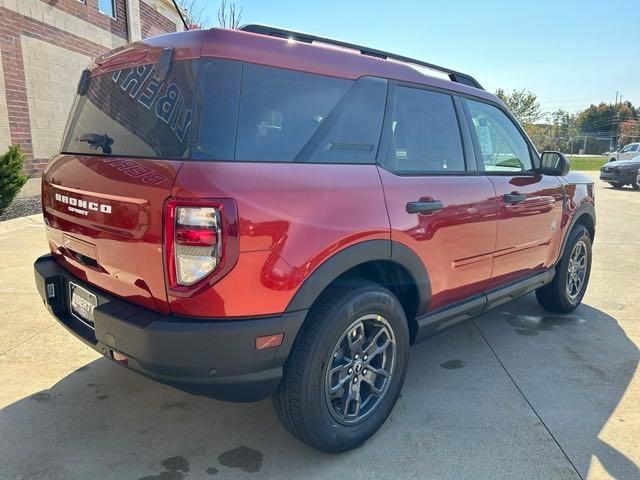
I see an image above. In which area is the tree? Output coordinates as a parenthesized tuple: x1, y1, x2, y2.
(217, 0, 243, 29)
(495, 88, 544, 125)
(548, 109, 578, 152)
(619, 118, 640, 146)
(522, 123, 554, 152)
(175, 0, 210, 29)
(575, 102, 635, 135)
(174, 1, 244, 30)
(0, 145, 28, 215)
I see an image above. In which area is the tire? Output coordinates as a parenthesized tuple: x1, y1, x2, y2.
(273, 279, 409, 453)
(536, 225, 592, 313)
(609, 182, 624, 189)
(631, 174, 640, 190)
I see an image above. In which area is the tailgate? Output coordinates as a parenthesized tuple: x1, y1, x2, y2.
(41, 44, 201, 314)
(43, 154, 181, 314)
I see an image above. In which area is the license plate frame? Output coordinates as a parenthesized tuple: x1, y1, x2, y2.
(69, 282, 97, 328)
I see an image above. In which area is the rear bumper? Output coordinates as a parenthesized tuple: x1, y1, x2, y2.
(34, 254, 306, 402)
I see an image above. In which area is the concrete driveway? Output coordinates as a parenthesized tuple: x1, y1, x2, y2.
(0, 171, 638, 480)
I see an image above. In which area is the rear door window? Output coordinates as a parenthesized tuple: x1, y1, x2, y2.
(235, 64, 351, 162)
(383, 85, 466, 173)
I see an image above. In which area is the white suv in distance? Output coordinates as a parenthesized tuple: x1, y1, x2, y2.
(609, 143, 639, 162)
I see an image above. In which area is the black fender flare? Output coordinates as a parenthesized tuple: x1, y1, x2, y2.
(285, 239, 431, 316)
(557, 201, 596, 263)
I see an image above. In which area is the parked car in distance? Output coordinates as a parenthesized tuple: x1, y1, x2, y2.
(600, 156, 640, 189)
(34, 25, 596, 453)
(608, 143, 640, 162)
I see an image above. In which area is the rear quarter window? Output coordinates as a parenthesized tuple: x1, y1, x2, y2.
(62, 60, 197, 158)
(235, 64, 352, 162)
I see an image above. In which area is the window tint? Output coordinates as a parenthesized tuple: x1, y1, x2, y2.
(236, 64, 351, 162)
(464, 99, 532, 172)
(63, 60, 197, 158)
(385, 86, 465, 173)
(299, 77, 387, 164)
(191, 59, 241, 160)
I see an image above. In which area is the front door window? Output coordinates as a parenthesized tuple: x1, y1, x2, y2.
(464, 99, 533, 172)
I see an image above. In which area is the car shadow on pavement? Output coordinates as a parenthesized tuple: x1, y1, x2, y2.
(473, 295, 640, 480)
(0, 294, 638, 479)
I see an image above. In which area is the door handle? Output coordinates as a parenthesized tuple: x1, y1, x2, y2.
(503, 192, 527, 204)
(406, 200, 444, 214)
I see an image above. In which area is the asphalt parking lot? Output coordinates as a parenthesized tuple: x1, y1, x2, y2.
(0, 171, 638, 480)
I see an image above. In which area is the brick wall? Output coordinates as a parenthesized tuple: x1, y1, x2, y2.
(140, 0, 177, 39)
(0, 0, 179, 178)
(39, 0, 129, 40)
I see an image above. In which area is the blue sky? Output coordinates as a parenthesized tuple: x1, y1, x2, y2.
(200, 0, 640, 116)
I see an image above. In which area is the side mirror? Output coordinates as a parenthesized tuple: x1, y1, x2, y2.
(540, 151, 570, 176)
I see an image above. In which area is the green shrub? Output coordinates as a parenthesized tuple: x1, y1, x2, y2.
(0, 145, 28, 215)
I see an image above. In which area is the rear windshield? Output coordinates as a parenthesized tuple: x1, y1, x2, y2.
(63, 58, 387, 164)
(62, 60, 197, 158)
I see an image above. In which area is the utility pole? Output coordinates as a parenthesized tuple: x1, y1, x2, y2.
(615, 91, 619, 106)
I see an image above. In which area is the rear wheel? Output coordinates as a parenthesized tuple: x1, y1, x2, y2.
(536, 225, 592, 313)
(273, 280, 409, 453)
(631, 174, 640, 190)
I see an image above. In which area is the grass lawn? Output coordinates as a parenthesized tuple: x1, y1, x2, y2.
(567, 155, 607, 171)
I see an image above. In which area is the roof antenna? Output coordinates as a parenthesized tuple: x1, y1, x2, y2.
(171, 0, 190, 31)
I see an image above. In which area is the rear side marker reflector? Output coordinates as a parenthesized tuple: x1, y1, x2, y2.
(112, 350, 128, 365)
(255, 333, 284, 350)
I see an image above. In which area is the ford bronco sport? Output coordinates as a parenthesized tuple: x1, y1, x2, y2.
(34, 25, 596, 453)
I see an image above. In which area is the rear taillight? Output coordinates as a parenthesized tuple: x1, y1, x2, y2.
(174, 206, 219, 285)
(164, 199, 239, 296)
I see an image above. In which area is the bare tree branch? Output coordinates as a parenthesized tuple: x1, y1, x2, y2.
(218, 0, 243, 29)
(176, 0, 210, 29)
(175, 0, 244, 30)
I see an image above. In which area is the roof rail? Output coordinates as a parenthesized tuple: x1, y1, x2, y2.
(239, 24, 483, 90)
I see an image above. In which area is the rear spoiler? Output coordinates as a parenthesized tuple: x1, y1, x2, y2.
(77, 47, 174, 95)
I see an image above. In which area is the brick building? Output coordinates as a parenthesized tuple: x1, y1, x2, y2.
(0, 0, 184, 178)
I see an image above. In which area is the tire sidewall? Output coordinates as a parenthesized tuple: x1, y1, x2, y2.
(300, 285, 409, 452)
(557, 226, 592, 310)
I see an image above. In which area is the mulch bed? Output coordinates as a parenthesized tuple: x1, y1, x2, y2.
(0, 196, 42, 222)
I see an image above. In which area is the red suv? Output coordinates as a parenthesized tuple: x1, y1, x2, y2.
(34, 25, 595, 452)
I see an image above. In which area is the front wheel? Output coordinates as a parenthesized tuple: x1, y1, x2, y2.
(631, 174, 640, 190)
(273, 280, 409, 453)
(536, 225, 592, 313)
